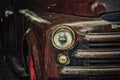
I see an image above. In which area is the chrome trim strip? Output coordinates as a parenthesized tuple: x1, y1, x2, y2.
(60, 66, 120, 75)
(73, 50, 120, 58)
(84, 32, 120, 42)
(63, 20, 120, 27)
(19, 9, 51, 24)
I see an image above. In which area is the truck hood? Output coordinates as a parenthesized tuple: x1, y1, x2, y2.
(34, 0, 120, 17)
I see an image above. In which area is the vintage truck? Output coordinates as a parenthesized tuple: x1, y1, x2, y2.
(0, 0, 120, 80)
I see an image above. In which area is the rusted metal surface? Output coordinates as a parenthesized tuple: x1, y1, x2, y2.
(19, 9, 51, 24)
(44, 24, 60, 80)
(23, 20, 59, 80)
(1, 0, 120, 79)
(33, 0, 120, 16)
(14, 0, 120, 79)
(73, 50, 120, 58)
(24, 29, 44, 80)
(60, 66, 120, 75)
(84, 32, 120, 42)
(21, 11, 120, 79)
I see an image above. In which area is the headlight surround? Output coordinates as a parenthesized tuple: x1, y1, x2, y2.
(51, 25, 75, 50)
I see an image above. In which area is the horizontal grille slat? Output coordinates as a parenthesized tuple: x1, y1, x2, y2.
(84, 32, 120, 42)
(73, 50, 120, 58)
(60, 66, 120, 76)
(84, 32, 120, 49)
(60, 30, 120, 78)
(70, 31, 120, 68)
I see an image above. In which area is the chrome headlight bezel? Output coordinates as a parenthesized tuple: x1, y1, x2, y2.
(51, 25, 75, 50)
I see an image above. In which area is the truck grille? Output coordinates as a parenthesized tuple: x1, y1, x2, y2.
(84, 32, 120, 49)
(60, 31, 120, 77)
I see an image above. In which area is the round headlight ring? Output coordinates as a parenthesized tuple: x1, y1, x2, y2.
(51, 25, 75, 50)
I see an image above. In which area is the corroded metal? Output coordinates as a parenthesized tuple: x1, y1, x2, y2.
(84, 32, 120, 42)
(33, 0, 120, 16)
(19, 9, 51, 24)
(18, 11, 120, 79)
(57, 54, 70, 64)
(1, 0, 120, 79)
(51, 25, 75, 50)
(24, 29, 46, 80)
(60, 66, 120, 75)
(73, 50, 120, 58)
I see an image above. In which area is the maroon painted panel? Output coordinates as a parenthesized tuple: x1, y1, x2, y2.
(32, 0, 120, 16)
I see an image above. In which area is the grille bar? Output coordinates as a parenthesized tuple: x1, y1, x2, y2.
(73, 50, 120, 58)
(60, 66, 120, 75)
(84, 32, 120, 42)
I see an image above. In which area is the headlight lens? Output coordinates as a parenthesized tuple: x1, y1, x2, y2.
(51, 25, 75, 50)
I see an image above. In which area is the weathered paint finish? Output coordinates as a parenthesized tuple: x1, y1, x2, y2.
(21, 10, 120, 79)
(60, 66, 120, 75)
(1, 0, 119, 79)
(32, 0, 120, 16)
(84, 32, 120, 42)
(16, 0, 120, 80)
(73, 50, 120, 58)
(24, 28, 45, 80)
